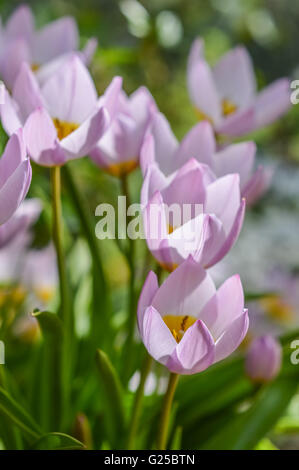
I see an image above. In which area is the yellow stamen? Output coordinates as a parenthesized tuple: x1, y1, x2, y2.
(195, 108, 213, 124)
(163, 315, 197, 343)
(53, 117, 79, 140)
(31, 63, 40, 72)
(222, 98, 237, 116)
(259, 295, 294, 323)
(35, 287, 55, 304)
(106, 160, 138, 177)
(158, 262, 178, 273)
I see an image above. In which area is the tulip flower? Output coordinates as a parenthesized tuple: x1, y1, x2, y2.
(0, 130, 32, 225)
(141, 113, 272, 205)
(245, 335, 282, 383)
(90, 86, 157, 177)
(187, 38, 291, 137)
(0, 198, 41, 248)
(0, 5, 97, 89)
(1, 56, 122, 166)
(138, 256, 249, 374)
(141, 156, 245, 271)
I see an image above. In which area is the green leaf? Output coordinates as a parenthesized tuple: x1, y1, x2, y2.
(202, 377, 298, 450)
(31, 432, 85, 450)
(32, 310, 63, 430)
(171, 426, 182, 450)
(255, 438, 278, 450)
(0, 387, 42, 441)
(95, 349, 125, 447)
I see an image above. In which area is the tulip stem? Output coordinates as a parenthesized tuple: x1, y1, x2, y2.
(127, 353, 152, 449)
(50, 165, 71, 427)
(157, 373, 179, 450)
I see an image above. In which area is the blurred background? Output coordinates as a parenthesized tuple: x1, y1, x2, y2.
(1, 0, 299, 450)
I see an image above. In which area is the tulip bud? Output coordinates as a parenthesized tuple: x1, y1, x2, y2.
(245, 335, 282, 383)
(72, 413, 93, 450)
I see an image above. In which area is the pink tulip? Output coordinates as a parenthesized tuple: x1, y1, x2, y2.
(187, 38, 291, 137)
(245, 335, 282, 383)
(0, 5, 97, 89)
(0, 130, 32, 225)
(90, 86, 157, 177)
(1, 56, 122, 166)
(0, 198, 41, 248)
(141, 155, 245, 271)
(138, 256, 248, 374)
(141, 113, 272, 205)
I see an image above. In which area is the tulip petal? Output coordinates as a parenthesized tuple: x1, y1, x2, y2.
(80, 38, 98, 65)
(254, 78, 291, 129)
(137, 271, 159, 333)
(152, 256, 216, 318)
(24, 107, 65, 166)
(150, 112, 178, 175)
(13, 62, 45, 121)
(5, 5, 34, 42)
(0, 38, 31, 89)
(174, 121, 215, 170)
(216, 106, 255, 137)
(141, 163, 169, 206)
(187, 59, 221, 125)
(205, 197, 245, 268)
(204, 174, 241, 234)
(200, 274, 244, 340)
(167, 319, 215, 374)
(213, 141, 256, 190)
(33, 16, 78, 64)
(0, 158, 31, 225)
(98, 76, 123, 121)
(140, 134, 155, 176)
(41, 54, 98, 123)
(0, 130, 26, 188)
(214, 309, 249, 363)
(60, 106, 109, 159)
(213, 46, 256, 108)
(0, 88, 23, 135)
(242, 165, 273, 206)
(142, 306, 177, 364)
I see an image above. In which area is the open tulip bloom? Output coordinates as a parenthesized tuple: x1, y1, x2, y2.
(141, 152, 245, 271)
(0, 130, 32, 225)
(138, 256, 249, 374)
(141, 113, 272, 205)
(0, 5, 97, 89)
(187, 38, 291, 137)
(90, 86, 157, 177)
(0, 56, 122, 166)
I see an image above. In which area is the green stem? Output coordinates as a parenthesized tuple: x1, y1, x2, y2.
(157, 373, 179, 450)
(50, 166, 71, 428)
(127, 354, 152, 449)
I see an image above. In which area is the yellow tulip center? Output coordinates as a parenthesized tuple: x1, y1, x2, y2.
(53, 118, 79, 140)
(259, 295, 294, 323)
(31, 63, 40, 72)
(106, 160, 138, 177)
(163, 314, 197, 343)
(222, 98, 237, 116)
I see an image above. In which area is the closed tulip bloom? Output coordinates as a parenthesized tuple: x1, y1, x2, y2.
(138, 256, 249, 374)
(141, 156, 245, 271)
(245, 335, 282, 383)
(0, 198, 41, 248)
(1, 56, 122, 166)
(0, 130, 32, 225)
(0, 5, 97, 89)
(141, 114, 272, 205)
(90, 86, 157, 177)
(187, 39, 291, 137)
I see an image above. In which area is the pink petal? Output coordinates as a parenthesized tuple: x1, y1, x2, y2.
(242, 165, 273, 206)
(216, 107, 255, 137)
(174, 121, 215, 170)
(33, 16, 78, 64)
(137, 271, 159, 333)
(5, 5, 34, 43)
(214, 309, 249, 363)
(24, 107, 65, 166)
(140, 134, 156, 176)
(41, 54, 98, 123)
(213, 46, 256, 108)
(13, 62, 44, 121)
(152, 255, 216, 318)
(80, 38, 98, 65)
(150, 112, 178, 175)
(254, 78, 291, 129)
(142, 306, 177, 364)
(167, 319, 215, 374)
(213, 141, 256, 189)
(0, 88, 23, 135)
(0, 130, 26, 188)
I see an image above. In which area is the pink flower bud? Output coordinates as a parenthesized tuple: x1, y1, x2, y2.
(245, 335, 282, 383)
